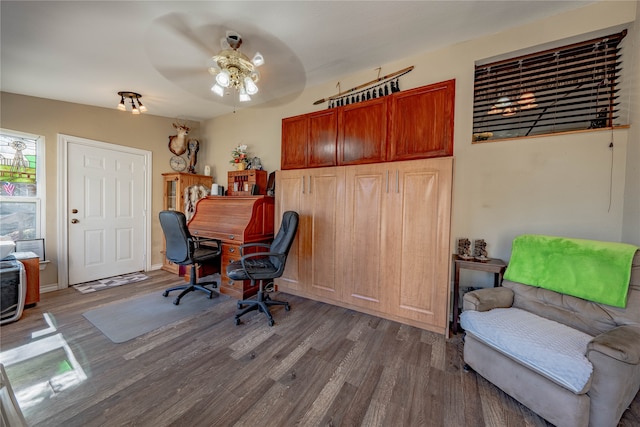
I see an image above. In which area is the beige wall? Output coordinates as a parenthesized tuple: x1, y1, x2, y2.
(0, 92, 200, 288)
(623, 3, 640, 245)
(202, 1, 639, 286)
(1, 1, 638, 290)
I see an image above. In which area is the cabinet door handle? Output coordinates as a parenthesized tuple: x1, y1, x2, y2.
(302, 176, 305, 194)
(386, 170, 389, 194)
(308, 176, 312, 194)
(396, 170, 399, 194)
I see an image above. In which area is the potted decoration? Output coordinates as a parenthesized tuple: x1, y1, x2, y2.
(230, 144, 249, 170)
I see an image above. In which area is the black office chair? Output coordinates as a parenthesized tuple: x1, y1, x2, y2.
(227, 211, 299, 326)
(159, 210, 222, 305)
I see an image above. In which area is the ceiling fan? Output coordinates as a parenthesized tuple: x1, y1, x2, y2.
(207, 31, 264, 102)
(144, 13, 306, 109)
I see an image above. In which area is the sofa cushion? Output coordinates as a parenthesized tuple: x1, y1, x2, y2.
(461, 307, 594, 394)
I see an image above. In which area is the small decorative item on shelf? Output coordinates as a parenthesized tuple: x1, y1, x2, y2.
(473, 239, 489, 261)
(230, 144, 249, 170)
(457, 238, 473, 259)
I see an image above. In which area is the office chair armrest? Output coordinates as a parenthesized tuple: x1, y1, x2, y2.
(189, 236, 221, 249)
(239, 242, 271, 256)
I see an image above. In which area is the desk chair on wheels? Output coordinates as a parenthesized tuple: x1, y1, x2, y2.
(227, 211, 299, 326)
(159, 210, 222, 305)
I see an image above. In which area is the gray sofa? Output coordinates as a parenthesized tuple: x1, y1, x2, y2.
(461, 250, 640, 427)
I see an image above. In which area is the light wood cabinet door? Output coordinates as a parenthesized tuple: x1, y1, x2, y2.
(275, 168, 344, 300)
(342, 162, 390, 310)
(385, 158, 453, 330)
(275, 169, 306, 290)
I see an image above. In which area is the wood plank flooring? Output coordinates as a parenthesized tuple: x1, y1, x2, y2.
(1, 269, 639, 427)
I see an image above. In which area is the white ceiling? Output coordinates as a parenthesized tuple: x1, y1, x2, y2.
(1, 1, 594, 121)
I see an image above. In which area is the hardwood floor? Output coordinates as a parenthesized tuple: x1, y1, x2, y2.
(1, 269, 639, 427)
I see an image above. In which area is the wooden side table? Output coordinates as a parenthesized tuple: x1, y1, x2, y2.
(451, 254, 507, 334)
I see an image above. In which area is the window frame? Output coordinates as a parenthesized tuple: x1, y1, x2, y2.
(472, 30, 627, 143)
(0, 128, 46, 241)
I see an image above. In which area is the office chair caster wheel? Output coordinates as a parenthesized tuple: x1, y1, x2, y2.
(234, 317, 241, 326)
(268, 319, 274, 327)
(285, 304, 290, 311)
(237, 302, 244, 309)
(163, 291, 169, 297)
(208, 293, 214, 299)
(173, 298, 180, 305)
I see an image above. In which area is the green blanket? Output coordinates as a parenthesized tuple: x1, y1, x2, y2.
(504, 235, 637, 308)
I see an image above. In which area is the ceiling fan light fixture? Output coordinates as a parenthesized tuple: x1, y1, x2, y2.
(208, 31, 264, 103)
(252, 52, 264, 67)
(244, 76, 259, 95)
(239, 87, 251, 102)
(211, 83, 224, 97)
(216, 69, 231, 88)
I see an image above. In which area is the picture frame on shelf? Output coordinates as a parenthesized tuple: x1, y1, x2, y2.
(15, 238, 45, 261)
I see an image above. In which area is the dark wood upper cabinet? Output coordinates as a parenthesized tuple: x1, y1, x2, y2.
(308, 110, 337, 168)
(388, 79, 455, 161)
(337, 97, 388, 166)
(281, 114, 308, 170)
(281, 110, 337, 170)
(281, 79, 455, 169)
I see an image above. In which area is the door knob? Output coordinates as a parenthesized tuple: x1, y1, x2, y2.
(71, 209, 78, 214)
(71, 219, 79, 224)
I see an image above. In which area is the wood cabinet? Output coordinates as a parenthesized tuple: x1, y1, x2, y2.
(161, 172, 213, 274)
(281, 109, 337, 170)
(338, 97, 388, 165)
(227, 170, 267, 196)
(281, 79, 455, 169)
(275, 167, 345, 301)
(388, 79, 455, 161)
(276, 158, 453, 334)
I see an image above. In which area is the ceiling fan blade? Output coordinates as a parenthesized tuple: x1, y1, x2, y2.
(154, 13, 214, 57)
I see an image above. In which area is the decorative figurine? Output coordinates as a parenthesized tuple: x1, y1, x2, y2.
(473, 239, 489, 261)
(457, 238, 472, 259)
(187, 139, 199, 174)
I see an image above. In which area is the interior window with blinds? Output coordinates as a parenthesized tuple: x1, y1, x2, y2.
(472, 30, 626, 142)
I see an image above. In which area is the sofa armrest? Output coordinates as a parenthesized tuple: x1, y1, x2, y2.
(463, 287, 514, 312)
(587, 325, 640, 364)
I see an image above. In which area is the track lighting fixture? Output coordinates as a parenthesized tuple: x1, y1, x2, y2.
(117, 91, 147, 114)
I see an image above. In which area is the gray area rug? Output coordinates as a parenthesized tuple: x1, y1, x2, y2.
(73, 272, 149, 294)
(83, 285, 226, 343)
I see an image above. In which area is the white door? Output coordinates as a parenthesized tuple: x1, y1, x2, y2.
(67, 142, 146, 284)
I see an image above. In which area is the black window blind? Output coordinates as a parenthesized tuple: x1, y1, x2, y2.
(473, 30, 626, 142)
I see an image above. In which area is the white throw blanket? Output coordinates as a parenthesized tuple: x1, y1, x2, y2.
(461, 307, 594, 394)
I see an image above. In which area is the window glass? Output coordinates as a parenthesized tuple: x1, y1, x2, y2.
(473, 30, 626, 142)
(0, 131, 43, 241)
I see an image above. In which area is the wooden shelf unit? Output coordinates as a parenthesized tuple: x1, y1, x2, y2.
(227, 170, 267, 196)
(161, 172, 213, 274)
